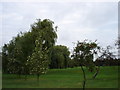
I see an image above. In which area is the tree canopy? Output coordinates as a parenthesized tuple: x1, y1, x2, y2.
(71, 40, 100, 89)
(49, 45, 70, 69)
(2, 19, 57, 76)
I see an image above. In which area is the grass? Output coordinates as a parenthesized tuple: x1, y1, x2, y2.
(0, 70, 2, 89)
(2, 66, 119, 88)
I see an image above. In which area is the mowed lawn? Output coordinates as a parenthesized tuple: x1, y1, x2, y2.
(2, 66, 119, 88)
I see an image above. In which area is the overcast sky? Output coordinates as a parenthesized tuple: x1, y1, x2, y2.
(0, 1, 118, 52)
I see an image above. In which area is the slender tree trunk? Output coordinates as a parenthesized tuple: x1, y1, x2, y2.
(80, 65, 86, 90)
(92, 66, 100, 79)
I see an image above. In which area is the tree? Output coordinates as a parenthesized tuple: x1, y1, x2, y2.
(96, 45, 117, 66)
(26, 19, 57, 80)
(2, 33, 31, 75)
(72, 40, 100, 89)
(26, 38, 49, 80)
(115, 37, 120, 47)
(2, 19, 57, 78)
(115, 37, 120, 59)
(0, 52, 1, 70)
(49, 45, 70, 69)
(2, 44, 8, 73)
(68, 59, 77, 68)
(100, 46, 115, 60)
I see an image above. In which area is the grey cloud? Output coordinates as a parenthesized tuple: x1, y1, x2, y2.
(1, 2, 118, 51)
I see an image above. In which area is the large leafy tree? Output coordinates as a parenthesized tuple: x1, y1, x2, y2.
(26, 19, 57, 80)
(2, 32, 34, 75)
(2, 19, 57, 76)
(72, 40, 100, 89)
(3, 36, 23, 74)
(49, 45, 70, 69)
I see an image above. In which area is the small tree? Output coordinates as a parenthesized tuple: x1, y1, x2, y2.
(72, 40, 100, 89)
(26, 38, 49, 81)
(26, 19, 57, 80)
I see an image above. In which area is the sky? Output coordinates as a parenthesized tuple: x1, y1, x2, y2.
(0, 1, 118, 54)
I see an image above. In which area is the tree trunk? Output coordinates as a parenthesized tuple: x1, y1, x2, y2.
(92, 66, 100, 79)
(80, 65, 86, 90)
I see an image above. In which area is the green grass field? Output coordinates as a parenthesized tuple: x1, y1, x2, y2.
(2, 66, 119, 88)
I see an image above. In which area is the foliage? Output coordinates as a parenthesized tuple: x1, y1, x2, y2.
(115, 36, 120, 48)
(99, 45, 116, 60)
(72, 40, 100, 89)
(49, 45, 70, 69)
(72, 40, 100, 72)
(26, 38, 49, 78)
(94, 44, 120, 66)
(2, 31, 37, 74)
(26, 19, 57, 79)
(95, 58, 120, 66)
(2, 19, 57, 76)
(2, 44, 8, 73)
(68, 59, 77, 68)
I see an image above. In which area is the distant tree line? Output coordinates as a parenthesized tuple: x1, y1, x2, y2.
(94, 58, 119, 66)
(94, 45, 120, 66)
(69, 45, 120, 68)
(49, 45, 70, 69)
